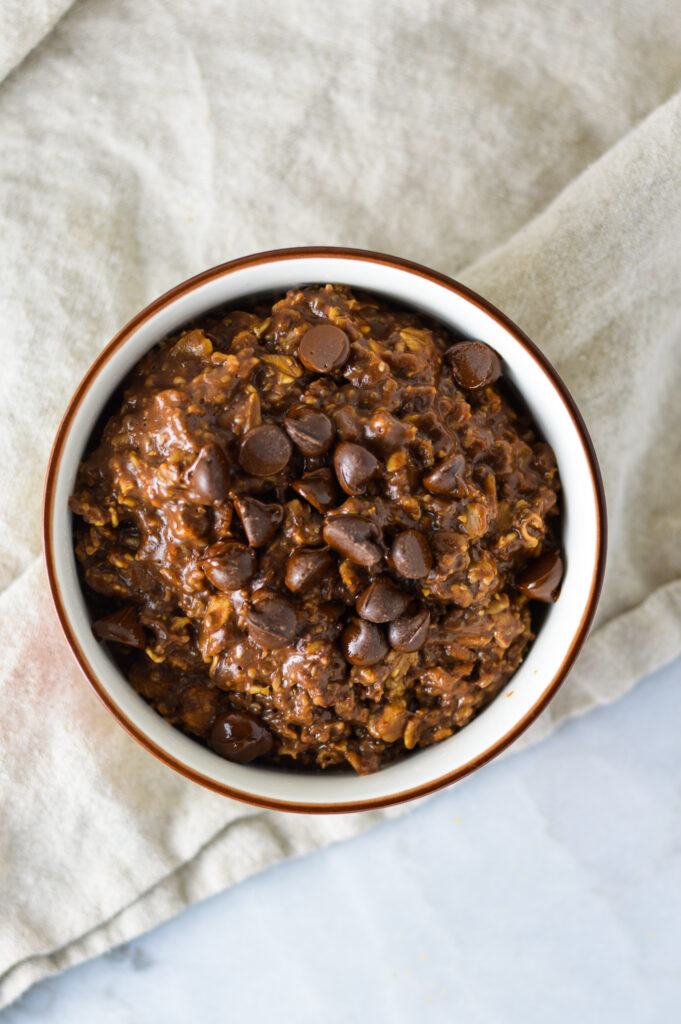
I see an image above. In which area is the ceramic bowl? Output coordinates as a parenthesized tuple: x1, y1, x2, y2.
(43, 247, 607, 812)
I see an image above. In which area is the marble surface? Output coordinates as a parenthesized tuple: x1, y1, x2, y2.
(3, 655, 680, 1024)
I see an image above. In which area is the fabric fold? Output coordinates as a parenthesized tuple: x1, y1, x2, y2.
(0, 0, 76, 85)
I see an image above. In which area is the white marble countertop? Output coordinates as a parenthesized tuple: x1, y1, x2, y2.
(3, 655, 680, 1023)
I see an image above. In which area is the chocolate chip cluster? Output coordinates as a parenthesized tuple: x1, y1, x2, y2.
(70, 285, 562, 774)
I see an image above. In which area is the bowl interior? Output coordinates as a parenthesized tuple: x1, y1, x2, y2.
(47, 253, 602, 810)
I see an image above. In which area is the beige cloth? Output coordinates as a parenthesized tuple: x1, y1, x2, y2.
(2, 0, 681, 1008)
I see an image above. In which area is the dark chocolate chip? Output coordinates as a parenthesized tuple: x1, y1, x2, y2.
(356, 578, 410, 623)
(333, 442, 382, 496)
(390, 530, 433, 579)
(445, 340, 502, 391)
(185, 444, 229, 504)
(201, 540, 255, 591)
(92, 606, 146, 649)
(209, 711, 274, 763)
(516, 550, 564, 602)
(422, 453, 468, 496)
(284, 404, 335, 456)
(388, 608, 431, 653)
(285, 548, 335, 592)
(293, 468, 338, 513)
(299, 324, 350, 373)
(322, 515, 383, 567)
(245, 595, 298, 649)
(341, 617, 389, 667)
(238, 423, 292, 477)
(234, 496, 284, 547)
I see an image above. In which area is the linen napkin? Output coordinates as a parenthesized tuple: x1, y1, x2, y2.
(2, 0, 681, 1008)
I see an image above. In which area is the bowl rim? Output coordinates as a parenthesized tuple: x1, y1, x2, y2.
(43, 246, 607, 814)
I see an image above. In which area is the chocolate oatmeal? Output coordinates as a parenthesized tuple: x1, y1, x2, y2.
(70, 284, 563, 774)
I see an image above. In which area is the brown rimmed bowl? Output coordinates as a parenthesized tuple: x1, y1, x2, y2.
(43, 247, 607, 813)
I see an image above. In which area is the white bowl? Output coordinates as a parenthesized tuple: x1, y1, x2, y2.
(43, 247, 606, 813)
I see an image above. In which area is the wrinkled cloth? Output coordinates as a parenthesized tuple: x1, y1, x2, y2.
(1, 0, 681, 1009)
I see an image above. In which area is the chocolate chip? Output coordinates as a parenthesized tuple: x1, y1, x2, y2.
(238, 423, 292, 477)
(445, 340, 502, 391)
(201, 541, 255, 591)
(284, 404, 335, 456)
(356, 578, 410, 623)
(285, 548, 335, 592)
(185, 444, 229, 504)
(293, 468, 338, 513)
(390, 530, 433, 579)
(516, 550, 563, 602)
(422, 453, 468, 496)
(388, 608, 431, 652)
(322, 515, 383, 567)
(245, 595, 298, 649)
(92, 606, 146, 649)
(341, 617, 389, 666)
(333, 442, 382, 496)
(234, 496, 283, 547)
(299, 324, 350, 373)
(209, 711, 274, 763)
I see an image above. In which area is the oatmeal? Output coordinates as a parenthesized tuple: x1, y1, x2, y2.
(69, 284, 562, 774)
